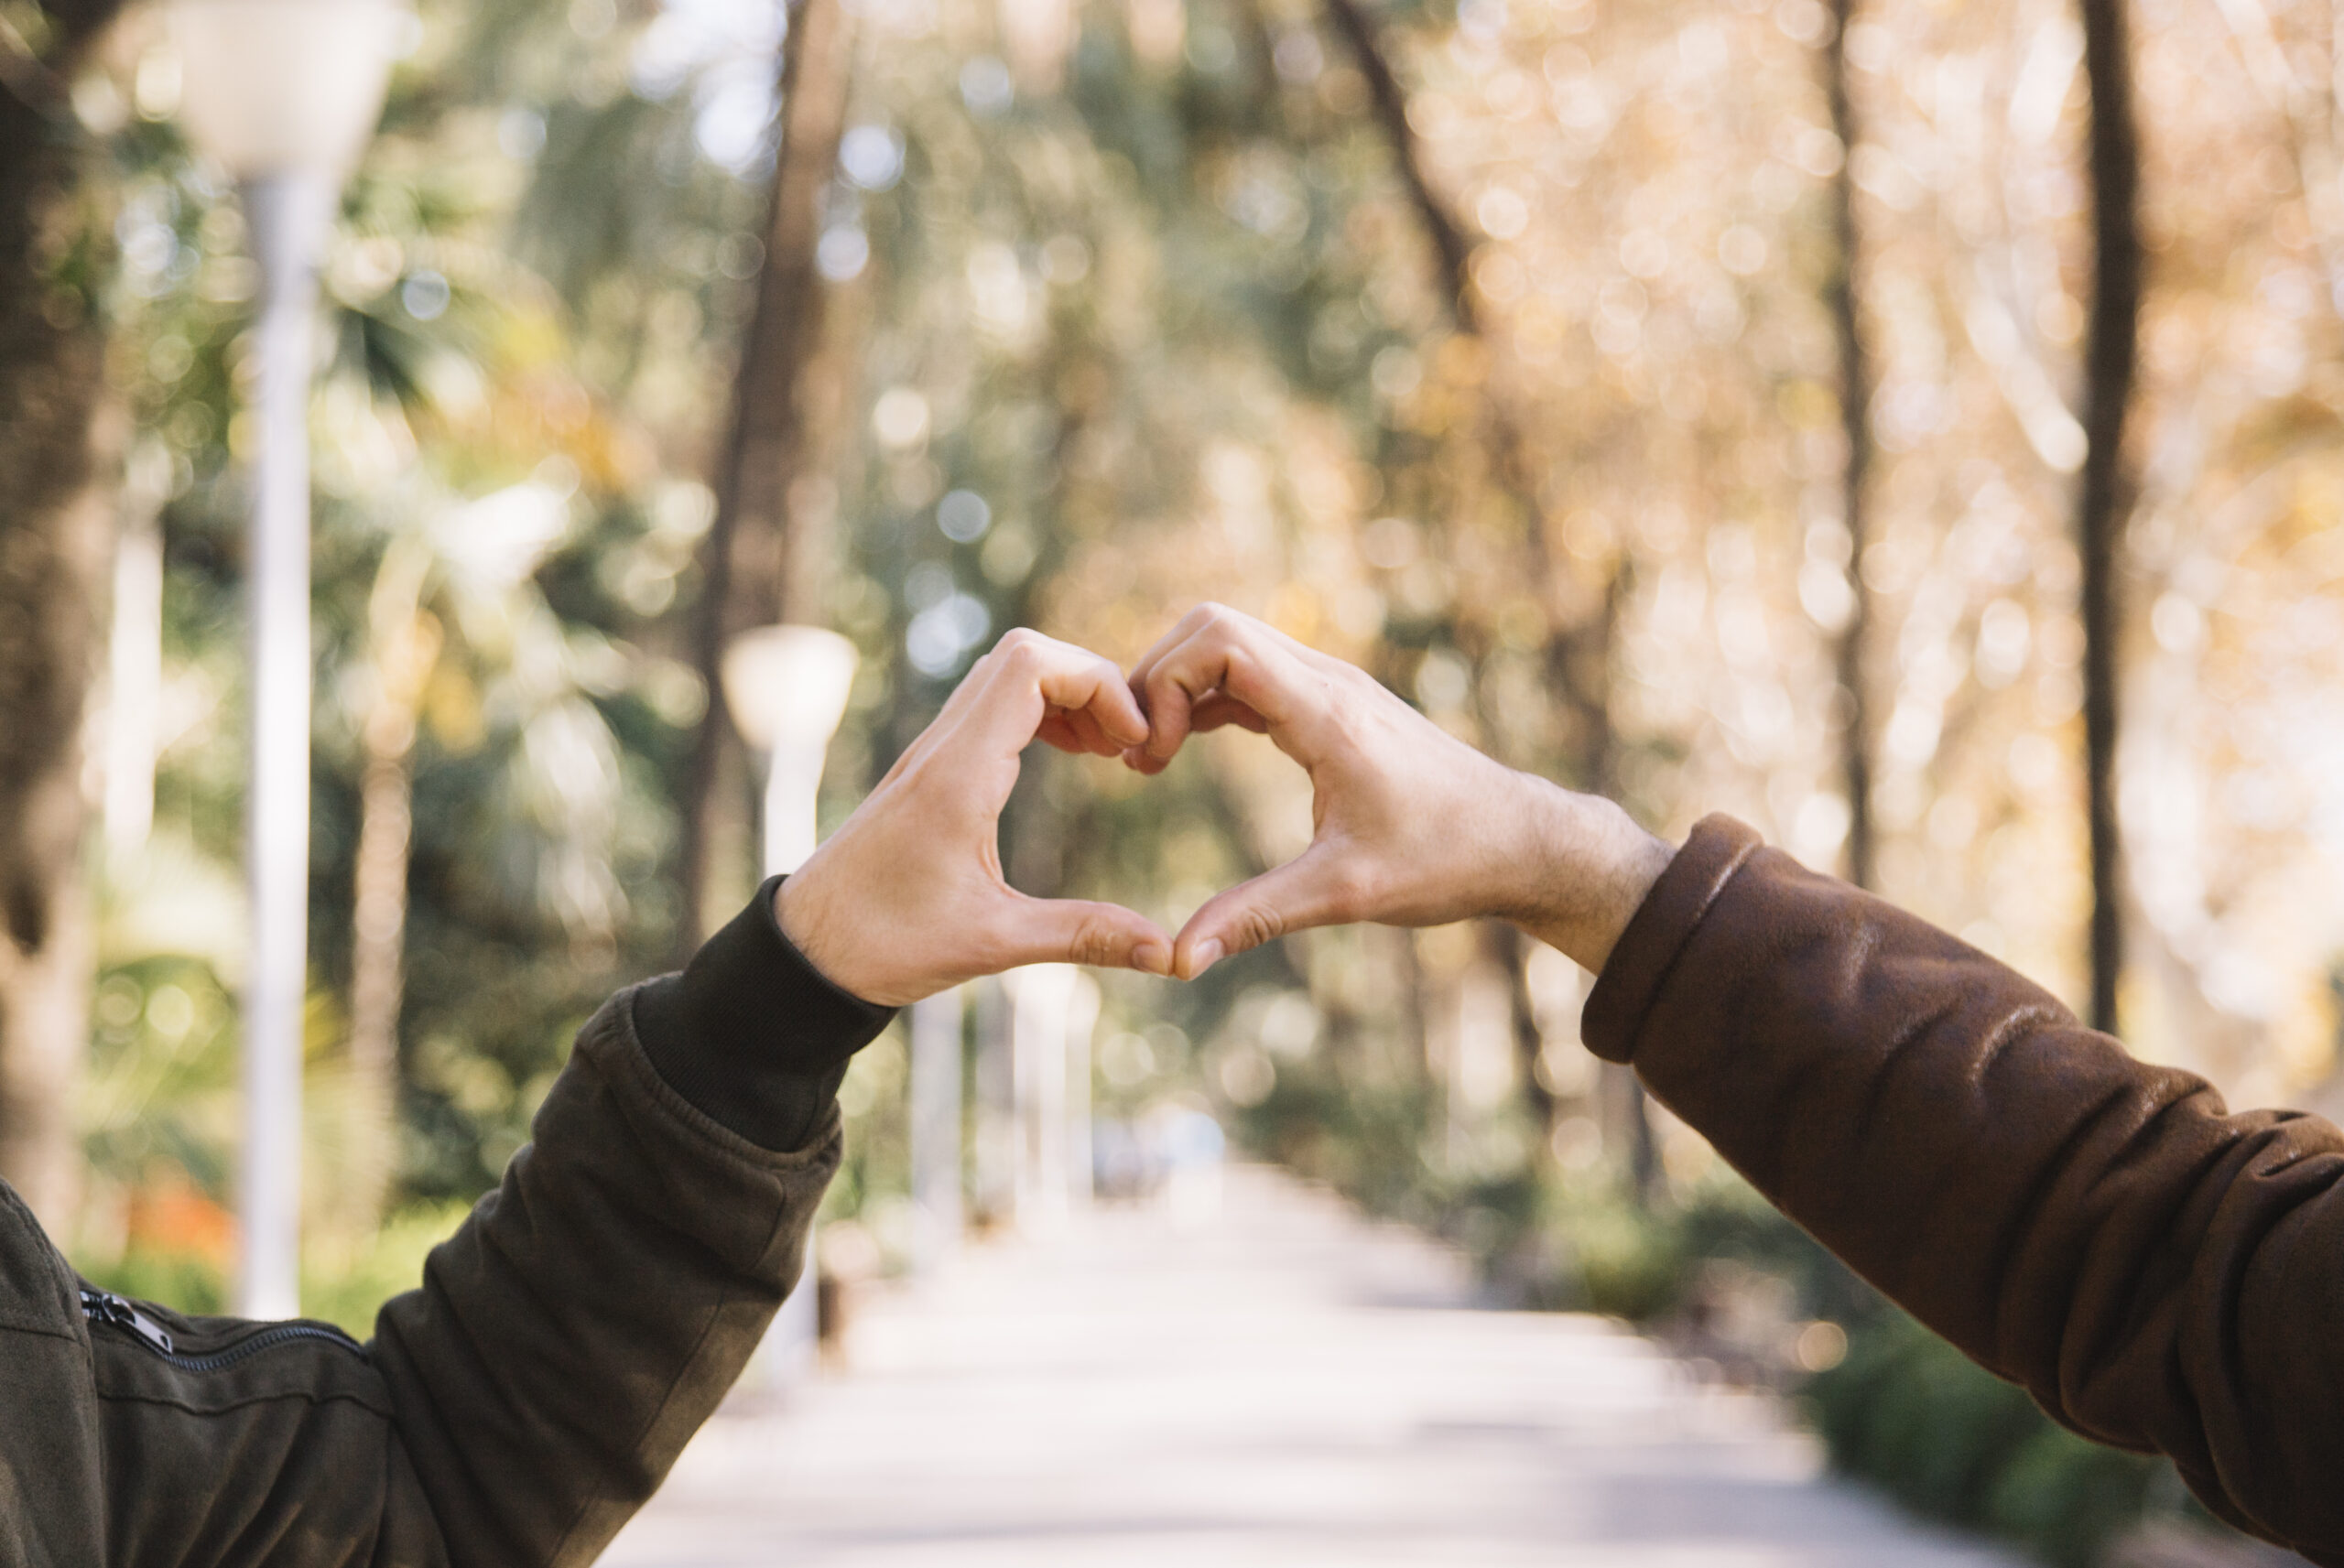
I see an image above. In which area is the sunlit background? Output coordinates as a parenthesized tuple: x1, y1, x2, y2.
(9, 0, 2344, 1555)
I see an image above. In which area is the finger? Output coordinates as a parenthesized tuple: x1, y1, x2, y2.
(1172, 843, 1364, 979)
(1124, 604, 1240, 760)
(1037, 706, 1122, 757)
(1035, 710, 1088, 753)
(961, 630, 1149, 761)
(1137, 647, 1203, 762)
(1189, 692, 1270, 736)
(1058, 703, 1121, 755)
(1137, 609, 1314, 765)
(996, 894, 1173, 977)
(1123, 603, 1221, 699)
(1118, 691, 1266, 773)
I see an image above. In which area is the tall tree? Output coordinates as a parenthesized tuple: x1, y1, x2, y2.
(1319, 0, 1657, 1199)
(1318, 0, 1613, 787)
(2078, 0, 2143, 1033)
(677, 0, 857, 950)
(0, 0, 128, 1230)
(1822, 0, 1877, 891)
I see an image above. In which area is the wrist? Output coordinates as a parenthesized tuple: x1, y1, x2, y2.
(1509, 786, 1676, 972)
(772, 865, 874, 1004)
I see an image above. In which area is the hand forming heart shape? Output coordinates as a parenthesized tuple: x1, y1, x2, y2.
(777, 608, 1674, 1008)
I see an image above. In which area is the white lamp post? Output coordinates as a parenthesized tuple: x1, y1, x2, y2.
(721, 623, 859, 1379)
(907, 986, 964, 1273)
(721, 625, 861, 877)
(1004, 965, 1098, 1237)
(168, 0, 404, 1321)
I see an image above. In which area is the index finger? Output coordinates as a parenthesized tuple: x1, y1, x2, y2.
(1126, 605, 1324, 768)
(949, 628, 1149, 764)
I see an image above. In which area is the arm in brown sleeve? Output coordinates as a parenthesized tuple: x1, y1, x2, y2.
(1583, 815, 2344, 1566)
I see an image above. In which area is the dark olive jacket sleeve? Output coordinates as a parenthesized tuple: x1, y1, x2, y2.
(364, 989, 838, 1564)
(1583, 815, 2344, 1565)
(365, 882, 893, 1564)
(60, 883, 893, 1568)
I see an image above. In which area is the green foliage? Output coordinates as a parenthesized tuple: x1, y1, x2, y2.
(1555, 1196, 1687, 1319)
(302, 1202, 477, 1339)
(1808, 1310, 2167, 1568)
(77, 1200, 473, 1338)
(1987, 1426, 2164, 1568)
(81, 1248, 229, 1318)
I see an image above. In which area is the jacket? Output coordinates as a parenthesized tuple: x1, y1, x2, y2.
(1587, 816, 2344, 1565)
(0, 881, 893, 1566)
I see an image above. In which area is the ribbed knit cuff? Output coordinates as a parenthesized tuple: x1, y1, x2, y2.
(1582, 814, 1764, 1065)
(632, 876, 898, 1152)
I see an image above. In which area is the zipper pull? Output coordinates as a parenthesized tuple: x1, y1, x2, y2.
(79, 1288, 175, 1356)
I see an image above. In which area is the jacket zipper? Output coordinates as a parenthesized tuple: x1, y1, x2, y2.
(79, 1288, 364, 1370)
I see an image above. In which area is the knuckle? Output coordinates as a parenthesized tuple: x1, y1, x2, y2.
(1232, 903, 1285, 953)
(1069, 914, 1124, 968)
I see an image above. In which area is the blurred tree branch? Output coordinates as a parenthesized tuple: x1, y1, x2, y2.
(678, 0, 858, 951)
(1823, 0, 1877, 891)
(2078, 0, 2143, 1034)
(1320, 0, 1646, 1197)
(1318, 0, 1615, 791)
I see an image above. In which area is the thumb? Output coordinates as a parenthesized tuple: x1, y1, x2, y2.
(1174, 843, 1362, 979)
(998, 894, 1174, 978)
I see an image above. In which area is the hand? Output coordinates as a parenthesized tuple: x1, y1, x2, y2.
(1123, 605, 1677, 977)
(776, 629, 1174, 1006)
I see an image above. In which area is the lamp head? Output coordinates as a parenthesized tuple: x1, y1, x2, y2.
(167, 0, 407, 179)
(722, 626, 861, 752)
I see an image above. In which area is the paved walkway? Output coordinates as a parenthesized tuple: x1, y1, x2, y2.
(602, 1166, 2024, 1567)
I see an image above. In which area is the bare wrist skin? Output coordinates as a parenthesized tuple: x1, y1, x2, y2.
(1507, 784, 1677, 973)
(771, 871, 866, 1002)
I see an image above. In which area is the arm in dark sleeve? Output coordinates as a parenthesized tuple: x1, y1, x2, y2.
(1584, 816, 2344, 1566)
(369, 879, 894, 1565)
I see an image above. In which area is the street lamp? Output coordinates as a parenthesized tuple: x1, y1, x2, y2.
(721, 623, 859, 1377)
(907, 985, 963, 1273)
(720, 625, 861, 876)
(1004, 964, 1100, 1237)
(168, 0, 405, 1321)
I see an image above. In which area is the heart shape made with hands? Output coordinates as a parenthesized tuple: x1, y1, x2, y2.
(1117, 604, 1576, 982)
(777, 605, 1644, 1010)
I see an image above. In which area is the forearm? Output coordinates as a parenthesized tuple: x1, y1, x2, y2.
(1503, 783, 1677, 973)
(371, 886, 891, 1565)
(1584, 816, 2344, 1563)
(635, 875, 895, 1147)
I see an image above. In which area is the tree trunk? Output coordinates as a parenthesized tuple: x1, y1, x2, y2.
(1323, 0, 1666, 1202)
(1319, 0, 1477, 333)
(0, 11, 125, 1233)
(677, 0, 857, 954)
(1320, 0, 1612, 790)
(2078, 0, 2143, 1035)
(1822, 0, 1877, 891)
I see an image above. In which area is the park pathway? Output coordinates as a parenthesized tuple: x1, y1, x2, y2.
(600, 1164, 2024, 1568)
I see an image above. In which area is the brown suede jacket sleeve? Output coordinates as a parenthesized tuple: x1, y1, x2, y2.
(1584, 815, 2344, 1566)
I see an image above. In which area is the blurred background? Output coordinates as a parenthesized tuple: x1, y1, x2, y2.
(3, 0, 2340, 1557)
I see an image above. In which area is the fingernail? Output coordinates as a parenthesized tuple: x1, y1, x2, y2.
(1190, 939, 1224, 977)
(1134, 942, 1170, 977)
